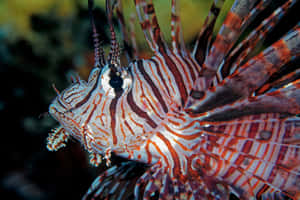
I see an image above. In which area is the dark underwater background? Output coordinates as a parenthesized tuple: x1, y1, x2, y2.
(0, 0, 299, 199)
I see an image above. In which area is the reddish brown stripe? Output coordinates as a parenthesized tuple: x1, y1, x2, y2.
(81, 104, 91, 116)
(207, 134, 218, 143)
(227, 138, 238, 147)
(109, 92, 122, 145)
(149, 58, 171, 97)
(163, 123, 202, 140)
(84, 105, 96, 129)
(256, 184, 269, 199)
(57, 97, 68, 110)
(222, 166, 235, 179)
(141, 20, 151, 30)
(211, 34, 228, 54)
(64, 90, 82, 102)
(81, 103, 97, 148)
(145, 141, 152, 164)
(248, 122, 259, 138)
(127, 90, 157, 128)
(179, 54, 196, 81)
(234, 155, 245, 166)
(137, 60, 168, 113)
(70, 72, 101, 111)
(223, 11, 242, 30)
(266, 165, 277, 185)
(156, 132, 181, 175)
(145, 3, 154, 14)
(270, 39, 291, 66)
(157, 46, 188, 105)
(149, 140, 169, 167)
(124, 120, 135, 136)
(171, 13, 178, 21)
(217, 124, 226, 133)
(265, 145, 288, 185)
(276, 145, 288, 165)
(241, 140, 253, 154)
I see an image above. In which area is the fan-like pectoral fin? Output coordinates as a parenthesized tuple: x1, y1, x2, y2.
(186, 27, 300, 114)
(201, 0, 259, 81)
(134, 162, 182, 199)
(199, 79, 300, 122)
(83, 161, 147, 200)
(199, 113, 300, 199)
(134, 161, 232, 200)
(221, 0, 296, 81)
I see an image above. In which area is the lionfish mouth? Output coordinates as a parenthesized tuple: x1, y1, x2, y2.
(47, 0, 300, 199)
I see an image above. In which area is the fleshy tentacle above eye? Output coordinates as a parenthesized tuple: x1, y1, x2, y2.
(88, 0, 106, 68)
(106, 0, 121, 67)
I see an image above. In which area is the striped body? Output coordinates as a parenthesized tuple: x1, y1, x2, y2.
(47, 0, 300, 199)
(49, 51, 199, 159)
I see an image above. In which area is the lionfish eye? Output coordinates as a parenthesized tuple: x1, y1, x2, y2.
(108, 65, 123, 90)
(109, 74, 123, 89)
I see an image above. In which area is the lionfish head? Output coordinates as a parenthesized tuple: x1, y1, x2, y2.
(48, 61, 132, 149)
(48, 0, 137, 153)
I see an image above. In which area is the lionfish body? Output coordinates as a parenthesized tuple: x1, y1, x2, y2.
(47, 0, 300, 199)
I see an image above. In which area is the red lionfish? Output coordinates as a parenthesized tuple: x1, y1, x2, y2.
(47, 0, 300, 199)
